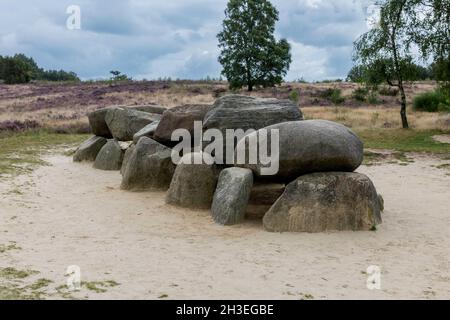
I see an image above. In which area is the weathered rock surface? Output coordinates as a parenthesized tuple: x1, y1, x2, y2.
(166, 152, 219, 209)
(121, 137, 176, 191)
(153, 104, 211, 145)
(128, 105, 167, 114)
(120, 143, 135, 175)
(245, 183, 286, 220)
(133, 121, 160, 144)
(73, 136, 107, 162)
(93, 140, 124, 171)
(88, 108, 114, 138)
(211, 168, 254, 225)
(105, 107, 161, 141)
(236, 120, 364, 182)
(263, 172, 383, 233)
(203, 95, 303, 133)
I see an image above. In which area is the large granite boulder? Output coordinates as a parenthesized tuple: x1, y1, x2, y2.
(88, 108, 114, 138)
(263, 172, 383, 233)
(236, 120, 364, 182)
(166, 152, 219, 209)
(211, 168, 253, 226)
(88, 105, 166, 138)
(121, 137, 176, 191)
(128, 105, 167, 114)
(246, 183, 286, 220)
(133, 121, 160, 144)
(203, 95, 302, 164)
(93, 140, 124, 171)
(120, 143, 135, 175)
(203, 95, 302, 133)
(153, 104, 211, 145)
(105, 107, 161, 141)
(73, 136, 107, 162)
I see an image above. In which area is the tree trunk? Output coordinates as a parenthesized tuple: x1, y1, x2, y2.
(399, 82, 409, 129)
(247, 83, 253, 92)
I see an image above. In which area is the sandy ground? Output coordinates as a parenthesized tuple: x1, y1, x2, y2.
(433, 134, 450, 144)
(1, 153, 449, 300)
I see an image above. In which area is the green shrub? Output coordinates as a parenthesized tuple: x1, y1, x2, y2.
(330, 89, 345, 105)
(320, 88, 345, 105)
(367, 91, 380, 104)
(288, 90, 300, 104)
(413, 90, 450, 112)
(352, 87, 368, 102)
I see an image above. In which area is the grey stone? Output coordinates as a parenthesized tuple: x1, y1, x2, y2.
(153, 104, 211, 145)
(73, 136, 107, 162)
(166, 153, 219, 209)
(263, 172, 383, 233)
(236, 120, 364, 182)
(128, 105, 167, 114)
(121, 137, 176, 191)
(105, 107, 161, 141)
(120, 144, 135, 175)
(378, 194, 385, 212)
(211, 168, 254, 226)
(203, 95, 303, 133)
(88, 108, 114, 138)
(245, 183, 285, 220)
(133, 121, 160, 144)
(93, 140, 124, 171)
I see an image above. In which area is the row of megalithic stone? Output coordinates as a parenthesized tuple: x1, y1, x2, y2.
(74, 94, 384, 233)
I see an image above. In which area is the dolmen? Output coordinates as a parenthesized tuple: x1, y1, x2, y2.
(74, 95, 384, 233)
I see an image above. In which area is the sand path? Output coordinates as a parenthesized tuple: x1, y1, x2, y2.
(1, 153, 449, 300)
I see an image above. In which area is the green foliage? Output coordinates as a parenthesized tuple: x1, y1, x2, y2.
(356, 129, 450, 153)
(39, 70, 79, 82)
(110, 70, 131, 82)
(320, 88, 345, 105)
(367, 91, 380, 104)
(346, 65, 366, 82)
(0, 53, 79, 83)
(288, 90, 300, 104)
(0, 55, 33, 84)
(408, 0, 449, 90)
(413, 89, 450, 112)
(353, 87, 369, 102)
(217, 0, 291, 91)
(348, 58, 431, 87)
(353, 0, 416, 128)
(330, 88, 345, 105)
(430, 59, 450, 93)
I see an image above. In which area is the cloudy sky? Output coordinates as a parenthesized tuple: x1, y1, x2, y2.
(0, 0, 377, 81)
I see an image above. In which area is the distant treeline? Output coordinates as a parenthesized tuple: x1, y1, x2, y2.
(347, 59, 443, 83)
(0, 54, 79, 84)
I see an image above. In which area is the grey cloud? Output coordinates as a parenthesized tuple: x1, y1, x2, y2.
(0, 0, 371, 81)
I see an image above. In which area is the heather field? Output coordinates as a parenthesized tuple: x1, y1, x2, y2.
(1, 80, 448, 134)
(1, 81, 450, 300)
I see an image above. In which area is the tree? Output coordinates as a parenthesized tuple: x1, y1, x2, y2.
(348, 59, 432, 84)
(408, 0, 450, 92)
(217, 0, 291, 91)
(0, 56, 33, 84)
(0, 53, 79, 83)
(354, 0, 414, 128)
(109, 70, 130, 82)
